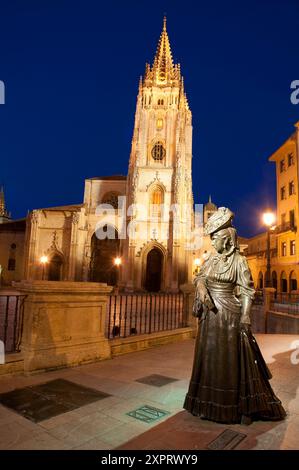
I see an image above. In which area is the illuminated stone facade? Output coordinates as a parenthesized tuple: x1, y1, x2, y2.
(246, 122, 299, 293)
(6, 19, 199, 292)
(123, 18, 193, 291)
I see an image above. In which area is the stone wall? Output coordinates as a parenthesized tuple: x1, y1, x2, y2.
(0, 282, 195, 377)
(6, 281, 113, 374)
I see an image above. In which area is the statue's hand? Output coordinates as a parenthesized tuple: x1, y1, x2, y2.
(204, 293, 215, 311)
(192, 295, 203, 318)
(240, 322, 251, 334)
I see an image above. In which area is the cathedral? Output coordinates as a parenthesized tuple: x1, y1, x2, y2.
(0, 19, 216, 291)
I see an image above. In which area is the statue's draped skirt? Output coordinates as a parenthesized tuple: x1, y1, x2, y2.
(183, 280, 286, 423)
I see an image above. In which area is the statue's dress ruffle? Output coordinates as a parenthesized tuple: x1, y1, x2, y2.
(183, 253, 286, 424)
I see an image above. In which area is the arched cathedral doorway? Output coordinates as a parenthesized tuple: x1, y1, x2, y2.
(145, 247, 163, 292)
(89, 226, 120, 285)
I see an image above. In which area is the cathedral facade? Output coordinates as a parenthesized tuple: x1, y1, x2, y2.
(12, 19, 202, 292)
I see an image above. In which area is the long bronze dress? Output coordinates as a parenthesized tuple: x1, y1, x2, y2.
(184, 250, 286, 424)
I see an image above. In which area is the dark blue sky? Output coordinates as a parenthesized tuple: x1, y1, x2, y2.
(0, 0, 298, 237)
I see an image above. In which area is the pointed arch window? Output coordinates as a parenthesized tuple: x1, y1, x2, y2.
(8, 243, 16, 271)
(151, 142, 165, 161)
(156, 118, 163, 130)
(102, 192, 119, 209)
(149, 186, 164, 219)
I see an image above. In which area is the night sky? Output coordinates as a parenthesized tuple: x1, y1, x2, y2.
(0, 0, 298, 237)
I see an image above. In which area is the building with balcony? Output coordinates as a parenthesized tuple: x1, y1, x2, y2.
(246, 122, 299, 293)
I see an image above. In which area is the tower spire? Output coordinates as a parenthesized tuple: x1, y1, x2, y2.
(152, 16, 176, 84)
(0, 185, 5, 216)
(163, 15, 167, 31)
(0, 185, 11, 222)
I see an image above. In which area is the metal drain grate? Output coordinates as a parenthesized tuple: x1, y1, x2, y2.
(207, 429, 247, 450)
(0, 379, 111, 423)
(127, 405, 170, 423)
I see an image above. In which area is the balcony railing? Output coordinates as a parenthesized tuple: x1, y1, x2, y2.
(246, 248, 277, 258)
(275, 222, 297, 234)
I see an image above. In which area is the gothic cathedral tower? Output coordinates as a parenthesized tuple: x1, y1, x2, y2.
(122, 18, 193, 292)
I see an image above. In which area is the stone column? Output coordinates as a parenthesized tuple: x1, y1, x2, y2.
(25, 211, 39, 280)
(171, 243, 180, 291)
(15, 281, 113, 373)
(125, 243, 136, 291)
(180, 282, 197, 337)
(68, 212, 79, 280)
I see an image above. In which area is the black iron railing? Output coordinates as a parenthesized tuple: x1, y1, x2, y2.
(106, 293, 186, 339)
(275, 222, 296, 234)
(0, 294, 26, 353)
(270, 293, 299, 315)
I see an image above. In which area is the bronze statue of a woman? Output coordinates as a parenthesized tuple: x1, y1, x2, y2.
(184, 207, 286, 424)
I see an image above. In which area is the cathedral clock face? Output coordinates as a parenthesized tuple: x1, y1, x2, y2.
(151, 142, 166, 161)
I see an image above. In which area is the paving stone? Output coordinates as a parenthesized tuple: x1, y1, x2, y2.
(0, 379, 111, 423)
(136, 374, 179, 387)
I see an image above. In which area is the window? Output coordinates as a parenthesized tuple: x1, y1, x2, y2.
(157, 99, 164, 106)
(290, 240, 296, 256)
(289, 181, 295, 195)
(8, 258, 16, 271)
(288, 152, 294, 166)
(280, 159, 285, 172)
(156, 118, 163, 129)
(280, 186, 286, 200)
(7, 243, 16, 271)
(290, 209, 295, 228)
(102, 192, 119, 209)
(290, 271, 297, 290)
(150, 187, 164, 218)
(281, 213, 286, 226)
(281, 242, 287, 257)
(151, 142, 166, 161)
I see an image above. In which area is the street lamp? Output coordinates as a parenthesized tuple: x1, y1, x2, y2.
(262, 211, 276, 288)
(40, 255, 48, 280)
(113, 257, 122, 292)
(114, 257, 122, 267)
(193, 258, 201, 275)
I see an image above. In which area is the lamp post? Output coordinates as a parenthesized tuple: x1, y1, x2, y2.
(40, 255, 48, 280)
(262, 212, 275, 288)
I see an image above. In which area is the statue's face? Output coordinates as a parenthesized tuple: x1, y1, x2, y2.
(211, 231, 229, 254)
